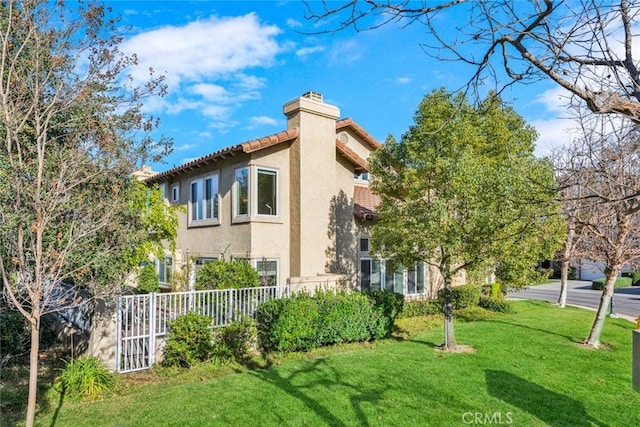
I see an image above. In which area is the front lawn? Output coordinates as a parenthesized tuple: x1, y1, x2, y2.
(30, 301, 640, 426)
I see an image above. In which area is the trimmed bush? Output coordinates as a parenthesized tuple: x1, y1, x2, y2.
(478, 296, 514, 313)
(621, 271, 640, 286)
(256, 290, 401, 353)
(398, 299, 443, 318)
(196, 258, 260, 290)
(481, 283, 505, 299)
(55, 356, 116, 401)
(437, 284, 481, 310)
(162, 313, 213, 368)
(0, 303, 29, 365)
(591, 277, 632, 290)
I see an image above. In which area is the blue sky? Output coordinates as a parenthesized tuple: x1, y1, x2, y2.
(105, 1, 572, 171)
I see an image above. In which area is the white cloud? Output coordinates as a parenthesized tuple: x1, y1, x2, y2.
(248, 115, 278, 129)
(328, 39, 363, 64)
(532, 117, 576, 157)
(120, 13, 283, 124)
(296, 46, 325, 58)
(287, 18, 302, 28)
(534, 86, 572, 115)
(395, 76, 411, 85)
(174, 143, 198, 151)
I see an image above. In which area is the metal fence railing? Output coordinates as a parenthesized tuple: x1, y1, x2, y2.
(116, 285, 289, 373)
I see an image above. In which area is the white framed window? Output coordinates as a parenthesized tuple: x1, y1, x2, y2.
(194, 257, 217, 276)
(190, 174, 219, 223)
(256, 168, 278, 216)
(354, 172, 370, 181)
(171, 185, 179, 203)
(256, 259, 278, 286)
(234, 167, 249, 217)
(158, 256, 172, 285)
(407, 262, 426, 295)
(359, 237, 370, 252)
(360, 258, 382, 291)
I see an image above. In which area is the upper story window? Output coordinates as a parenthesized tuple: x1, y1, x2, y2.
(234, 167, 249, 217)
(158, 183, 167, 199)
(190, 174, 219, 223)
(354, 172, 370, 182)
(171, 185, 179, 203)
(359, 237, 370, 252)
(257, 168, 278, 216)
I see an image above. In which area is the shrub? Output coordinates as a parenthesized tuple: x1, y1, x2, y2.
(398, 299, 443, 318)
(196, 258, 260, 290)
(162, 313, 213, 368)
(257, 295, 320, 353)
(213, 317, 258, 363)
(55, 356, 116, 401)
(481, 283, 505, 298)
(437, 284, 481, 310)
(621, 271, 640, 286)
(591, 277, 632, 290)
(256, 291, 400, 353)
(478, 296, 514, 313)
(365, 290, 404, 337)
(138, 263, 159, 294)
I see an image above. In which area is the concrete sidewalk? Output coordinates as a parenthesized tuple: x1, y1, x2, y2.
(508, 280, 640, 322)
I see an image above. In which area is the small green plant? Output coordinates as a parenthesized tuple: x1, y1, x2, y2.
(55, 356, 116, 401)
(398, 299, 443, 318)
(0, 301, 29, 366)
(138, 262, 159, 293)
(162, 313, 213, 368)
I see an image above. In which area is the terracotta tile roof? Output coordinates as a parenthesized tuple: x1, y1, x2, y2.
(146, 118, 377, 184)
(241, 129, 299, 153)
(336, 118, 382, 150)
(354, 185, 380, 221)
(336, 139, 368, 173)
(146, 129, 298, 183)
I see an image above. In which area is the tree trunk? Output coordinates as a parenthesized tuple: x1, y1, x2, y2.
(443, 276, 457, 350)
(25, 314, 40, 427)
(585, 266, 619, 348)
(558, 259, 569, 308)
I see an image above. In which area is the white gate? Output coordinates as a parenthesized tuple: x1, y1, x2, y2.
(116, 286, 289, 373)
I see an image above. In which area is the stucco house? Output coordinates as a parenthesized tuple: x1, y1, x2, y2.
(145, 92, 443, 298)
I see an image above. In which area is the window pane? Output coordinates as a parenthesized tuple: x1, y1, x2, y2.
(385, 267, 403, 294)
(370, 260, 382, 291)
(360, 259, 371, 291)
(257, 169, 277, 215)
(191, 182, 202, 221)
(256, 260, 278, 286)
(205, 177, 218, 220)
(407, 270, 416, 294)
(359, 238, 369, 252)
(235, 168, 249, 216)
(416, 262, 425, 294)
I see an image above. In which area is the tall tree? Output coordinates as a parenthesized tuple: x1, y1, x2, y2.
(368, 89, 564, 350)
(0, 2, 172, 425)
(554, 109, 640, 348)
(305, 1, 640, 123)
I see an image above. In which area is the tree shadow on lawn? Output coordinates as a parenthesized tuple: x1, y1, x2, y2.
(247, 357, 385, 427)
(485, 370, 609, 427)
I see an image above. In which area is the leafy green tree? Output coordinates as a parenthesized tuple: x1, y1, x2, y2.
(368, 89, 564, 350)
(137, 263, 160, 294)
(0, 2, 173, 425)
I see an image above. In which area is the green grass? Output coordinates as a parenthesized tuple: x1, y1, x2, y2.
(22, 301, 640, 426)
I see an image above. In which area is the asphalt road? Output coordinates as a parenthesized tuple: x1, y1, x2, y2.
(508, 280, 640, 322)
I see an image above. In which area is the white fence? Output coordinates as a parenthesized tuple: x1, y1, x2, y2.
(116, 286, 289, 373)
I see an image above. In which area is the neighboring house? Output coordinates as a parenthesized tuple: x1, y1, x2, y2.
(146, 92, 444, 298)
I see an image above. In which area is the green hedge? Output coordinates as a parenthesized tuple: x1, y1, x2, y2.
(398, 299, 443, 318)
(591, 277, 632, 290)
(481, 283, 507, 298)
(256, 290, 401, 353)
(478, 296, 514, 313)
(621, 271, 640, 286)
(437, 284, 481, 310)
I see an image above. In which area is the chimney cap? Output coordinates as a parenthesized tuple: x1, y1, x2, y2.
(302, 91, 323, 102)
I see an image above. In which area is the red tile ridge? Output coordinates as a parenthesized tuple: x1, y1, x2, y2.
(242, 128, 299, 153)
(336, 118, 382, 149)
(336, 139, 368, 172)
